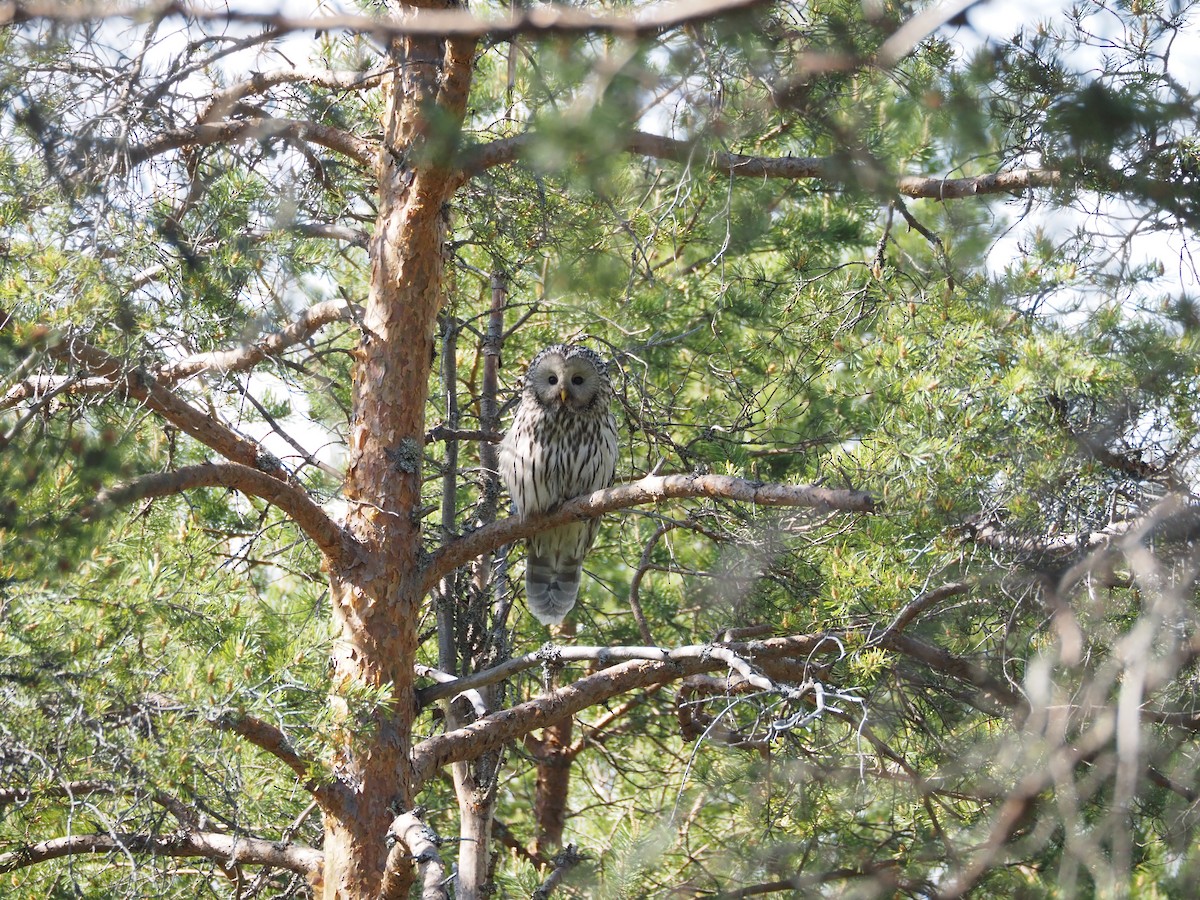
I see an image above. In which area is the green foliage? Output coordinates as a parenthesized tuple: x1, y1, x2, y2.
(4, 0, 1200, 896)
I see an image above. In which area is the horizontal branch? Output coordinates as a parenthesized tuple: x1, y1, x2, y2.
(896, 168, 1061, 200)
(157, 297, 359, 384)
(420, 473, 875, 594)
(411, 633, 837, 783)
(0, 830, 323, 879)
(0, 780, 199, 827)
(965, 516, 1137, 557)
(457, 129, 1061, 200)
(412, 654, 717, 784)
(2, 0, 775, 39)
(412, 624, 1031, 783)
(201, 67, 388, 122)
(417, 634, 836, 706)
(125, 116, 376, 170)
(89, 464, 357, 567)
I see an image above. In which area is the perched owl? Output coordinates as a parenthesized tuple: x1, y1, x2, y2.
(499, 344, 619, 625)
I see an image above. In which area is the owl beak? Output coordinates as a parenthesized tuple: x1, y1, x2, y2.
(559, 387, 569, 405)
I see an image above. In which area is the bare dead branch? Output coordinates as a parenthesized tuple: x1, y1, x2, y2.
(157, 297, 360, 383)
(2, 0, 776, 40)
(289, 222, 371, 247)
(424, 425, 502, 445)
(86, 463, 356, 566)
(964, 515, 1140, 557)
(0, 781, 199, 828)
(0, 830, 323, 879)
(0, 781, 115, 809)
(421, 473, 875, 593)
(124, 116, 376, 170)
(411, 634, 840, 783)
(416, 634, 837, 707)
(201, 67, 388, 123)
(383, 811, 449, 900)
(897, 168, 1062, 199)
(457, 129, 1061, 199)
(628, 522, 676, 644)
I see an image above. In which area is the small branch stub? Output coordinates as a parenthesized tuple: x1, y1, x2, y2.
(383, 810, 449, 900)
(533, 844, 585, 899)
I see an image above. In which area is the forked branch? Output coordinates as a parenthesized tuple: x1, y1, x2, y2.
(411, 633, 844, 784)
(382, 811, 449, 900)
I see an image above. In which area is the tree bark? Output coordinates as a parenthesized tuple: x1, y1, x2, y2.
(321, 17, 475, 899)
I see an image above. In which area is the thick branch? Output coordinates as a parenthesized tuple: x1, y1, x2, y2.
(382, 811, 448, 900)
(3, 0, 776, 39)
(413, 655, 716, 784)
(458, 129, 1061, 199)
(0, 831, 323, 879)
(417, 636, 832, 705)
(422, 474, 873, 593)
(896, 168, 1061, 199)
(87, 463, 357, 566)
(157, 298, 359, 383)
(411, 634, 837, 783)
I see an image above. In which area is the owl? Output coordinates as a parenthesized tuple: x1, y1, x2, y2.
(499, 344, 619, 626)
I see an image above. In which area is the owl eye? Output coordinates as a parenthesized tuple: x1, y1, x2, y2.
(572, 375, 584, 386)
(547, 375, 558, 385)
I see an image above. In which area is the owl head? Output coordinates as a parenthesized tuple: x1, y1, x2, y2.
(522, 343, 612, 413)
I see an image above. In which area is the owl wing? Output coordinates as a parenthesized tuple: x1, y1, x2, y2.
(525, 411, 619, 625)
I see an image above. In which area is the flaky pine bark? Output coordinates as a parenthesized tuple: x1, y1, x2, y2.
(322, 14, 476, 899)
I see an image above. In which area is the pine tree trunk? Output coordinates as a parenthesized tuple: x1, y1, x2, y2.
(321, 22, 475, 899)
(532, 623, 577, 857)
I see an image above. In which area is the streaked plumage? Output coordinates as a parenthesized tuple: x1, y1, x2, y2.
(499, 344, 619, 625)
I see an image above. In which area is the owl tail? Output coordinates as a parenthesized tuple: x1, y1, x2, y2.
(525, 551, 583, 626)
